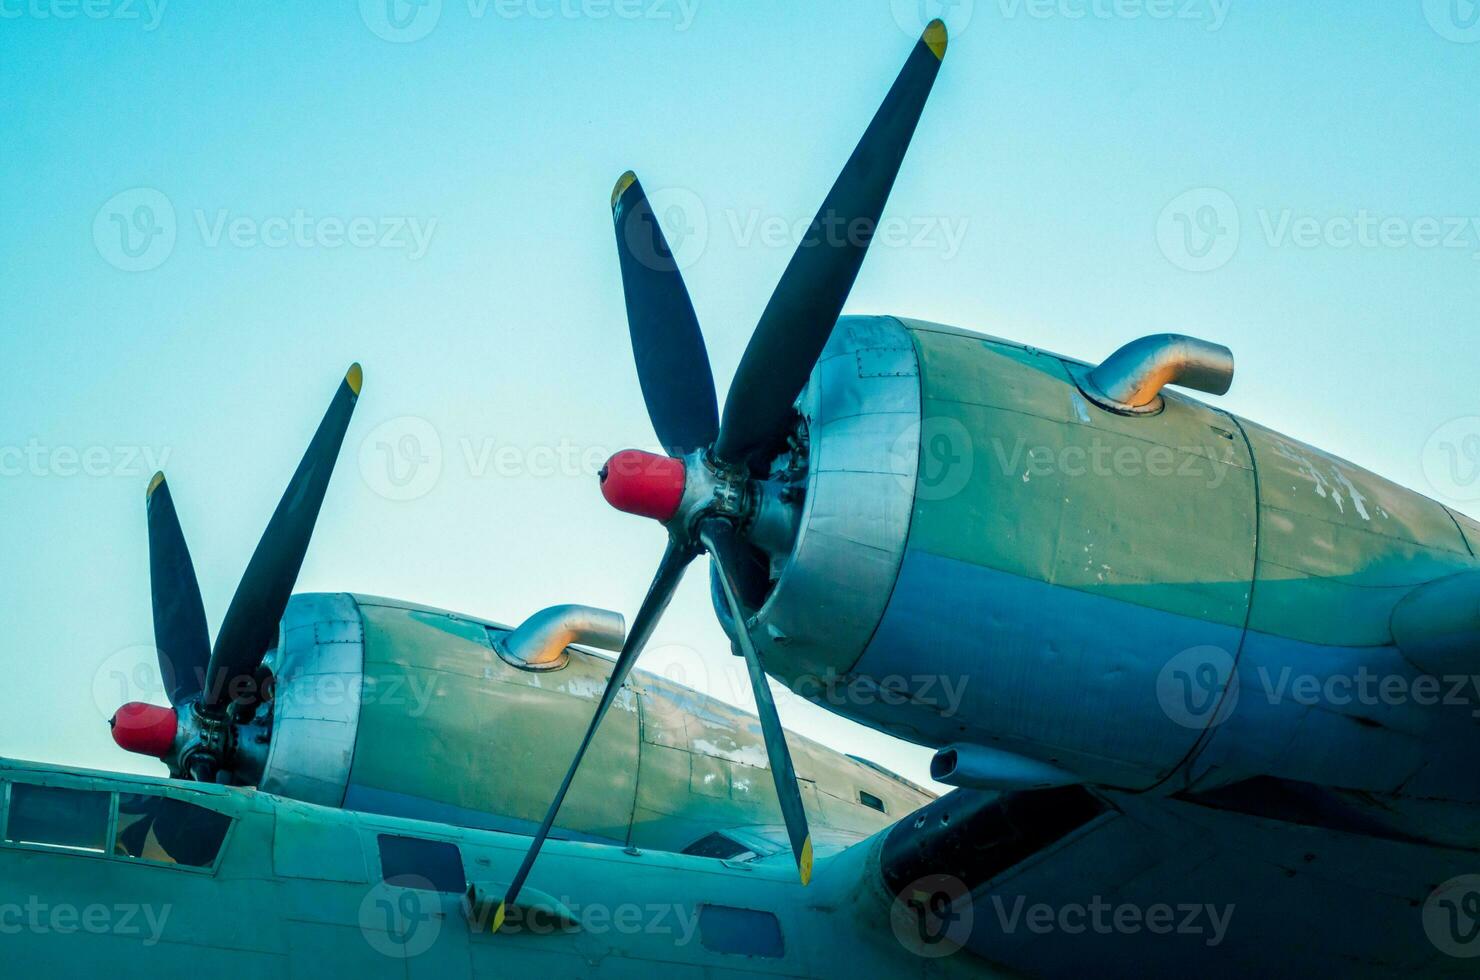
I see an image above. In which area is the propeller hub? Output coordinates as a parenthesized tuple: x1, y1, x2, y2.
(109, 702, 179, 758)
(599, 450, 686, 523)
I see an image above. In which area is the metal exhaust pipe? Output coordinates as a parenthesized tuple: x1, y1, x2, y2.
(496, 604, 627, 671)
(929, 743, 1079, 791)
(1082, 334, 1235, 414)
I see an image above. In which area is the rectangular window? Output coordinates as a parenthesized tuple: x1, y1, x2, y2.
(859, 790, 886, 813)
(378, 834, 465, 893)
(698, 905, 785, 959)
(115, 794, 233, 868)
(682, 832, 756, 862)
(4, 783, 110, 853)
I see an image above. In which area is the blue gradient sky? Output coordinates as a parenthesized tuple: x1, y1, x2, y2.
(3, 1, 1479, 789)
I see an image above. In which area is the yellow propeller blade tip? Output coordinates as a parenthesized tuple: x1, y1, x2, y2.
(799, 836, 814, 887)
(146, 471, 166, 498)
(612, 171, 638, 210)
(492, 901, 507, 934)
(923, 19, 948, 60)
(345, 362, 363, 396)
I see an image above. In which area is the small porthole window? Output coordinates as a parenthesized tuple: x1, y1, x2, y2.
(858, 790, 886, 813)
(698, 905, 785, 959)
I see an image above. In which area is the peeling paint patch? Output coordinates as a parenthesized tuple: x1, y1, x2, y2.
(1273, 440, 1382, 522)
(692, 738, 769, 769)
(1070, 391, 1092, 424)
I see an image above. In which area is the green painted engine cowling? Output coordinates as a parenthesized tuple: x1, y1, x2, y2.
(254, 593, 931, 849)
(742, 316, 1480, 798)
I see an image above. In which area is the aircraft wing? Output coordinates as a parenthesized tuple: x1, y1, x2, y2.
(890, 784, 1478, 977)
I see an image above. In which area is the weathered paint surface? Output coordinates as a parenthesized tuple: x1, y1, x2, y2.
(348, 599, 931, 852)
(0, 759, 995, 980)
(798, 317, 1480, 797)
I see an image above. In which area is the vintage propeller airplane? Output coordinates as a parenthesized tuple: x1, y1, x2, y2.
(492, 13, 1480, 977)
(103, 366, 930, 854)
(13, 17, 1480, 979)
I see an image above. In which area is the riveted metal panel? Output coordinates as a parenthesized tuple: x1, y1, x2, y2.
(904, 326, 1257, 628)
(350, 602, 641, 846)
(1451, 508, 1480, 556)
(259, 593, 365, 808)
(841, 323, 1259, 786)
(747, 315, 921, 684)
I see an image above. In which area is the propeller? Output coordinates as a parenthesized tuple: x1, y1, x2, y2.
(145, 473, 211, 707)
(500, 21, 947, 922)
(110, 364, 363, 781)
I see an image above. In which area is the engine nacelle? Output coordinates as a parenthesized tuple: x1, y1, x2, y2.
(730, 316, 1480, 803)
(240, 592, 929, 851)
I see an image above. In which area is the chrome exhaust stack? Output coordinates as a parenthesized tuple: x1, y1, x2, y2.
(495, 604, 627, 671)
(1082, 334, 1235, 414)
(929, 743, 1080, 791)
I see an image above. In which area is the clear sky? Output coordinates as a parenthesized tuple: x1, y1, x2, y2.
(3, 1, 1478, 791)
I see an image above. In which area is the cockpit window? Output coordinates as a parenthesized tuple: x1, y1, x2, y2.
(858, 790, 886, 813)
(115, 794, 232, 868)
(4, 783, 110, 853)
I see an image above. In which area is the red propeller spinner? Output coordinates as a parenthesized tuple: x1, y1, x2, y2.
(599, 449, 686, 524)
(109, 702, 179, 758)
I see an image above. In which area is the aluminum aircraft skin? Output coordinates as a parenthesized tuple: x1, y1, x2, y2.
(112, 589, 932, 852)
(0, 756, 999, 979)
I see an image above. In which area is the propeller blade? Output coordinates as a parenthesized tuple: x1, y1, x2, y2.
(201, 364, 362, 712)
(699, 518, 813, 885)
(713, 20, 948, 467)
(498, 540, 697, 929)
(145, 473, 211, 706)
(611, 171, 719, 457)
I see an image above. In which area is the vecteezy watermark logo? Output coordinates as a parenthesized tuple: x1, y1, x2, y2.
(643, 642, 717, 703)
(991, 0, 1231, 31)
(792, 669, 970, 718)
(625, 189, 967, 273)
(358, 416, 444, 501)
(362, 0, 700, 41)
(1425, 875, 1480, 958)
(1156, 645, 1239, 729)
(0, 899, 173, 946)
(1422, 417, 1480, 504)
(892, 417, 974, 501)
(193, 210, 437, 258)
(988, 436, 1233, 490)
(360, 0, 442, 42)
(1157, 188, 1240, 273)
(0, 440, 171, 479)
(1258, 209, 1480, 257)
(891, 875, 974, 958)
(0, 0, 168, 30)
(360, 878, 443, 959)
(94, 191, 436, 269)
(989, 895, 1234, 947)
(624, 185, 709, 272)
(1424, 0, 1480, 43)
(464, 0, 702, 29)
(94, 188, 177, 272)
(91, 644, 172, 720)
(726, 208, 969, 262)
(1251, 666, 1480, 718)
(892, 0, 975, 38)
